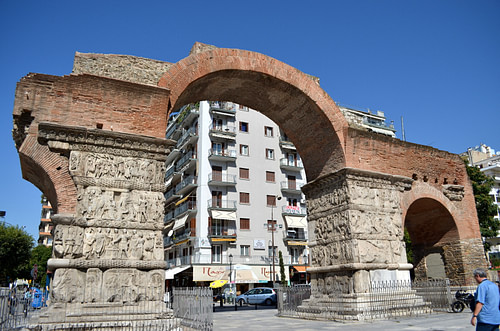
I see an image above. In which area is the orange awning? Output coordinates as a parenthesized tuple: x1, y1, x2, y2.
(293, 266, 308, 273)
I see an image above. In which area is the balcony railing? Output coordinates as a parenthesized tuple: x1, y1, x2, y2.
(282, 229, 307, 241)
(209, 101, 237, 115)
(177, 126, 198, 148)
(176, 105, 199, 126)
(208, 148, 237, 161)
(209, 124, 236, 139)
(175, 175, 197, 196)
(280, 158, 303, 171)
(174, 199, 197, 217)
(208, 173, 237, 186)
(207, 199, 237, 210)
(176, 151, 197, 171)
(280, 181, 304, 194)
(282, 205, 307, 216)
(208, 226, 237, 238)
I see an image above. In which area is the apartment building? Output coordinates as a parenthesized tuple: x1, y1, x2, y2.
(163, 101, 310, 294)
(38, 195, 53, 246)
(463, 144, 500, 256)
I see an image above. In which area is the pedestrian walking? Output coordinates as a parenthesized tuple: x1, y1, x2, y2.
(471, 268, 500, 331)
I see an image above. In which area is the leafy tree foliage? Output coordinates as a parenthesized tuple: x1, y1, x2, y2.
(30, 245, 52, 288)
(466, 164, 499, 252)
(0, 223, 34, 286)
(278, 250, 287, 286)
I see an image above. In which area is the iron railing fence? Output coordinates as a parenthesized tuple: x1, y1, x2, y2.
(277, 279, 465, 320)
(172, 287, 213, 331)
(0, 287, 49, 331)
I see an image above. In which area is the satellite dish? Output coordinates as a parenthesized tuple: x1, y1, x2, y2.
(167, 230, 173, 237)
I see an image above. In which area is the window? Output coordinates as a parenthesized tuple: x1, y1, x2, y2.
(267, 195, 277, 207)
(240, 245, 250, 256)
(240, 144, 249, 156)
(212, 166, 222, 181)
(212, 245, 222, 263)
(240, 218, 250, 230)
(267, 219, 277, 231)
(239, 168, 249, 180)
(240, 192, 250, 204)
(266, 148, 275, 160)
(212, 142, 224, 155)
(239, 121, 249, 132)
(213, 118, 223, 131)
(266, 171, 275, 183)
(212, 191, 222, 208)
(265, 126, 273, 137)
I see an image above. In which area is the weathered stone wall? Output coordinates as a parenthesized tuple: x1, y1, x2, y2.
(72, 52, 173, 86)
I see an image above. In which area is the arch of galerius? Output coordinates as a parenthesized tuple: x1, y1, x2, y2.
(11, 42, 485, 326)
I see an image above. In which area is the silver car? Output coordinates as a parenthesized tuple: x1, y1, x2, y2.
(236, 287, 276, 305)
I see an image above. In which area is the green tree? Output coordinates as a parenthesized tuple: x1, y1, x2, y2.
(466, 164, 499, 252)
(0, 223, 34, 285)
(403, 228, 413, 265)
(30, 245, 52, 288)
(278, 250, 287, 286)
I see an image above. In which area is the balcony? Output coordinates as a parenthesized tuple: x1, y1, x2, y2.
(164, 188, 182, 205)
(208, 225, 237, 241)
(282, 205, 307, 216)
(164, 210, 175, 224)
(279, 136, 296, 150)
(176, 105, 199, 127)
(208, 173, 237, 187)
(175, 175, 197, 196)
(167, 255, 193, 268)
(280, 181, 304, 194)
(209, 124, 236, 140)
(165, 148, 181, 166)
(208, 148, 237, 162)
(176, 151, 197, 171)
(279, 158, 303, 171)
(177, 126, 199, 149)
(209, 101, 236, 116)
(166, 121, 181, 140)
(282, 229, 307, 244)
(207, 199, 237, 211)
(174, 199, 197, 217)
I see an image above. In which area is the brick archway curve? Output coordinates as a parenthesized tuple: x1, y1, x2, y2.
(158, 47, 348, 181)
(400, 181, 479, 242)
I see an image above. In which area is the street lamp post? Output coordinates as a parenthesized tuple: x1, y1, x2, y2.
(270, 196, 281, 286)
(229, 253, 233, 303)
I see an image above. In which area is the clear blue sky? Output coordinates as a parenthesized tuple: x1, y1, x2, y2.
(0, 1, 498, 240)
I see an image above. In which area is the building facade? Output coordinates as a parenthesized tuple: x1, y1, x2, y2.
(463, 144, 500, 256)
(163, 101, 310, 294)
(38, 195, 53, 246)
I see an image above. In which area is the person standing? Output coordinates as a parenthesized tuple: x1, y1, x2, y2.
(471, 268, 500, 330)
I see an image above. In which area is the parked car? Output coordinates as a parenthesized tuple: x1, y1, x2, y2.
(236, 287, 276, 305)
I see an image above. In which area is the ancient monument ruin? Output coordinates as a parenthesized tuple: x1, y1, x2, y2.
(12, 42, 485, 327)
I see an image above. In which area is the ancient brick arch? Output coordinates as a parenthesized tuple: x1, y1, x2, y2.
(158, 47, 348, 180)
(11, 43, 485, 325)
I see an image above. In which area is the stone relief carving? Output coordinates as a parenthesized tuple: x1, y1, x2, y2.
(76, 187, 164, 223)
(84, 268, 103, 303)
(51, 268, 86, 303)
(102, 269, 164, 303)
(81, 228, 163, 261)
(53, 225, 84, 258)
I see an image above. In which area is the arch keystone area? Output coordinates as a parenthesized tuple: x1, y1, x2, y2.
(11, 43, 484, 325)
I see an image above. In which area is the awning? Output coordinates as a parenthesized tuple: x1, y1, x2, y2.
(284, 216, 307, 228)
(293, 266, 308, 273)
(164, 221, 174, 232)
(210, 237, 236, 242)
(287, 241, 308, 246)
(165, 266, 191, 280)
(211, 210, 237, 221)
(368, 126, 396, 137)
(175, 193, 191, 206)
(173, 214, 189, 231)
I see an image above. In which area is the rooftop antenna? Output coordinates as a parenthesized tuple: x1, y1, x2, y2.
(401, 116, 406, 141)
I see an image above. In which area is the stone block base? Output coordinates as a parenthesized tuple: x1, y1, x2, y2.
(297, 290, 432, 321)
(27, 301, 180, 330)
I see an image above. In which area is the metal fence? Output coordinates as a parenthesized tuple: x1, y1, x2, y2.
(277, 279, 466, 320)
(0, 286, 214, 331)
(172, 287, 213, 331)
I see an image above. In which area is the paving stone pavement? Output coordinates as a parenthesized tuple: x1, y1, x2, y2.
(213, 307, 475, 330)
